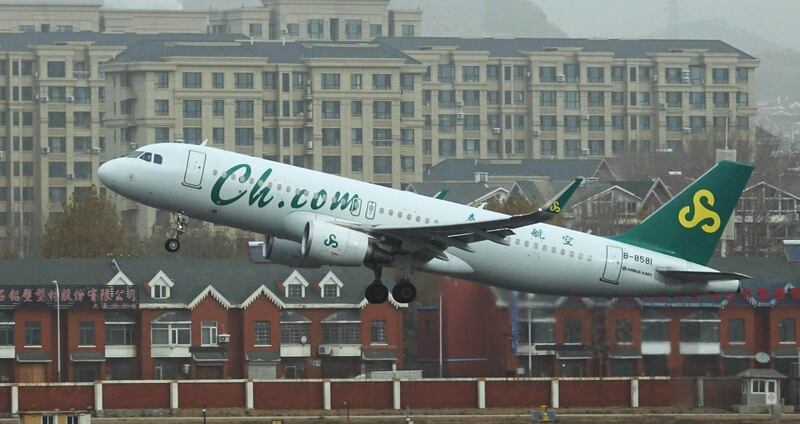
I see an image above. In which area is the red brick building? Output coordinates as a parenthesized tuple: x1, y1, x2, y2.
(417, 255, 800, 380)
(0, 257, 405, 382)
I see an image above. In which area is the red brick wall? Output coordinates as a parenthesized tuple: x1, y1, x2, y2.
(400, 380, 476, 409)
(65, 308, 106, 381)
(559, 380, 629, 407)
(668, 378, 696, 407)
(14, 307, 56, 382)
(253, 381, 323, 409)
(179, 382, 246, 408)
(638, 380, 671, 407)
(0, 386, 10, 413)
(331, 381, 393, 410)
(190, 297, 238, 378)
(104, 383, 171, 409)
(485, 380, 550, 408)
(360, 301, 404, 369)
(704, 378, 740, 408)
(19, 386, 93, 411)
(241, 295, 282, 361)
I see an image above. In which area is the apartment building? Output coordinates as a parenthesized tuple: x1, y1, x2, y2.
(381, 37, 759, 163)
(101, 39, 426, 233)
(0, 257, 404, 382)
(0, 0, 422, 41)
(0, 32, 244, 255)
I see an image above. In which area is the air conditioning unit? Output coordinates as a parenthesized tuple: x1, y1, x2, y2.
(67, 96, 74, 103)
(217, 334, 231, 343)
(67, 173, 74, 180)
(532, 129, 541, 137)
(41, 146, 49, 154)
(181, 363, 191, 375)
(557, 74, 566, 82)
(41, 95, 48, 103)
(651, 75, 659, 82)
(683, 127, 692, 134)
(90, 147, 101, 154)
(0, 152, 5, 160)
(128, 142, 138, 150)
(455, 100, 463, 107)
(306, 140, 313, 150)
(659, 103, 666, 111)
(526, 71, 532, 79)
(581, 148, 590, 156)
(681, 76, 690, 84)
(34, 94, 40, 101)
(682, 69, 690, 77)
(582, 114, 590, 121)
(318, 345, 332, 355)
(456, 112, 464, 121)
(492, 127, 501, 134)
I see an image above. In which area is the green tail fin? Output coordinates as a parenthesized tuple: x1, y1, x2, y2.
(610, 160, 753, 265)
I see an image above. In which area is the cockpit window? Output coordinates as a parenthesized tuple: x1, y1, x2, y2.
(154, 154, 163, 164)
(126, 150, 143, 158)
(140, 152, 152, 162)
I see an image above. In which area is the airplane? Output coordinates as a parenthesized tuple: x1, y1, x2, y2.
(98, 142, 753, 305)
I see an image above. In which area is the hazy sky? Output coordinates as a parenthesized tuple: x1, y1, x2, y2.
(533, 0, 799, 49)
(100, 0, 800, 50)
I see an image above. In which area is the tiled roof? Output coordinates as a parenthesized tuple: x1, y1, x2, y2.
(0, 257, 387, 307)
(379, 36, 756, 60)
(406, 181, 506, 206)
(0, 31, 243, 53)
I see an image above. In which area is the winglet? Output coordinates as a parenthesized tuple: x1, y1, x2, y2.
(541, 178, 582, 216)
(433, 188, 448, 200)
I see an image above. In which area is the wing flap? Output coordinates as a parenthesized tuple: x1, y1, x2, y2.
(656, 269, 752, 282)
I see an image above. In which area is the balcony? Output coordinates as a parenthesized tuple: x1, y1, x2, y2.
(280, 344, 311, 357)
(151, 345, 190, 358)
(105, 345, 136, 358)
(680, 342, 720, 355)
(642, 341, 671, 355)
(318, 344, 361, 357)
(0, 346, 13, 359)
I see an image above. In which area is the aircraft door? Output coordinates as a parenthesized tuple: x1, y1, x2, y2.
(365, 201, 376, 220)
(601, 245, 623, 284)
(183, 150, 206, 188)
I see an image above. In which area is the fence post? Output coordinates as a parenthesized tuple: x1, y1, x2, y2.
(10, 385, 17, 414)
(393, 379, 401, 410)
(323, 380, 331, 410)
(630, 379, 639, 408)
(551, 379, 559, 409)
(95, 381, 103, 412)
(477, 379, 486, 409)
(245, 380, 254, 410)
(696, 377, 704, 408)
(170, 381, 179, 409)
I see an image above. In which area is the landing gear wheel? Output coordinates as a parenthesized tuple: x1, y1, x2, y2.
(392, 281, 417, 303)
(165, 238, 180, 253)
(365, 281, 389, 304)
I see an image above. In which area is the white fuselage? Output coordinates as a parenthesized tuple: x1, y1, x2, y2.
(99, 144, 738, 297)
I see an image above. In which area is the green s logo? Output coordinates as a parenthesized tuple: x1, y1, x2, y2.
(548, 201, 561, 213)
(678, 189, 721, 234)
(324, 234, 339, 248)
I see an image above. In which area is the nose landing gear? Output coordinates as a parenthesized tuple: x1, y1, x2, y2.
(165, 212, 188, 253)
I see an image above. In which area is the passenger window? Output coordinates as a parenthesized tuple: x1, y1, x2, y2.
(551, 247, 556, 254)
(416, 216, 421, 222)
(533, 243, 538, 249)
(407, 214, 412, 220)
(561, 249, 565, 255)
(515, 239, 520, 245)
(425, 218, 430, 224)
(379, 208, 385, 214)
(579, 253, 584, 260)
(388, 210, 394, 216)
(153, 154, 163, 164)
(140, 152, 152, 162)
(397, 212, 403, 218)
(524, 241, 529, 247)
(569, 251, 575, 258)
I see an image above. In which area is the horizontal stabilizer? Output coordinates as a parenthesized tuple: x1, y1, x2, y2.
(656, 268, 751, 282)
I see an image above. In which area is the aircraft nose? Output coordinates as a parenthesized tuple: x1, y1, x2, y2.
(98, 159, 120, 191)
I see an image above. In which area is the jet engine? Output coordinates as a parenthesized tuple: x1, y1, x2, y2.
(301, 220, 391, 266)
(263, 236, 321, 268)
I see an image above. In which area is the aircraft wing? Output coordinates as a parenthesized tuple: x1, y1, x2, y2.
(343, 178, 582, 258)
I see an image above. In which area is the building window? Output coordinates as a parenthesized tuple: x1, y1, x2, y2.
(262, 72, 276, 89)
(736, 67, 749, 82)
(665, 67, 682, 84)
(401, 156, 415, 172)
(564, 91, 580, 108)
(564, 318, 581, 344)
(79, 321, 95, 346)
(323, 323, 360, 344)
(254, 321, 271, 345)
(287, 284, 303, 298)
(154, 100, 169, 116)
(249, 23, 262, 37)
(322, 128, 341, 146)
(564, 116, 580, 133)
(373, 101, 392, 119)
(106, 323, 135, 346)
(322, 284, 339, 298)
(321, 73, 340, 90)
(680, 311, 720, 343)
(372, 74, 391, 90)
(401, 102, 414, 119)
(235, 73, 254, 89)
(322, 156, 341, 174)
(25, 321, 41, 346)
(401, 24, 415, 36)
(779, 319, 795, 343)
(369, 23, 382, 38)
(351, 156, 363, 172)
(616, 319, 632, 344)
(183, 100, 202, 118)
(41, 415, 55, 424)
(400, 73, 414, 90)
(345, 19, 362, 40)
(666, 116, 683, 132)
(712, 68, 730, 84)
(666, 92, 682, 108)
(152, 284, 169, 299)
(462, 66, 480, 82)
(286, 23, 299, 37)
(351, 101, 362, 117)
(321, 101, 340, 119)
(47, 61, 66, 78)
(212, 72, 224, 89)
(281, 323, 309, 344)
(565, 139, 581, 158)
(235, 128, 254, 146)
(588, 139, 604, 155)
(201, 321, 218, 346)
(563, 63, 579, 82)
(370, 320, 387, 344)
(350, 74, 362, 90)
(152, 323, 190, 346)
(728, 318, 745, 343)
(182, 72, 201, 89)
(438, 63, 455, 83)
(588, 116, 604, 132)
(48, 112, 66, 128)
(587, 66, 604, 83)
(373, 156, 392, 174)
(307, 19, 323, 39)
(539, 66, 556, 83)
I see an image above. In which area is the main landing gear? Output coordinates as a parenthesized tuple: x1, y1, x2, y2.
(164, 212, 189, 253)
(365, 266, 417, 304)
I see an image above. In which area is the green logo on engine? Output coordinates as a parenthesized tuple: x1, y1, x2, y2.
(324, 234, 339, 248)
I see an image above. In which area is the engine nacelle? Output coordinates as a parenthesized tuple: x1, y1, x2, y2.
(301, 220, 389, 266)
(262, 236, 321, 268)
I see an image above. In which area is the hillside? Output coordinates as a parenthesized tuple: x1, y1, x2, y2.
(390, 0, 565, 37)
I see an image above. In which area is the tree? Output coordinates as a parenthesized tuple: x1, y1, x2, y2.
(41, 187, 137, 258)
